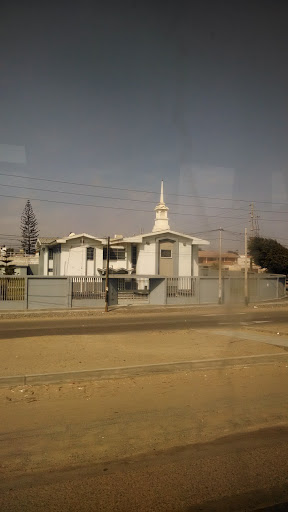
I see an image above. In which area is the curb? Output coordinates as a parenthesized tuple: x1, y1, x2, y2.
(1, 352, 288, 388)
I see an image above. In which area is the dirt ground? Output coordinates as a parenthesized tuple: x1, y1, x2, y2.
(0, 327, 285, 376)
(1, 363, 288, 477)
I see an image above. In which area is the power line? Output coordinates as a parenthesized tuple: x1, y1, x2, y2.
(1, 171, 288, 206)
(2, 192, 288, 223)
(0, 181, 254, 212)
(0, 193, 249, 220)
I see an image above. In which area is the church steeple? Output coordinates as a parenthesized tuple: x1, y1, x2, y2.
(152, 180, 170, 232)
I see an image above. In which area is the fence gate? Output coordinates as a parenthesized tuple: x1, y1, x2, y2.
(117, 278, 149, 304)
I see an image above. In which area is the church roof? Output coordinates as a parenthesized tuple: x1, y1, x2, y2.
(111, 229, 210, 245)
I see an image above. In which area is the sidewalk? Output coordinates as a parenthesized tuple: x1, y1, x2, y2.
(0, 297, 287, 320)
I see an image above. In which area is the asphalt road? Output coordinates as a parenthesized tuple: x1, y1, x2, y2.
(0, 307, 287, 339)
(1, 427, 288, 512)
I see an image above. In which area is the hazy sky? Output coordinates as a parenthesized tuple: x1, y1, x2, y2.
(1, 1, 288, 251)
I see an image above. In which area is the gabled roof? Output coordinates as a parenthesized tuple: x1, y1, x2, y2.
(56, 233, 105, 244)
(37, 237, 58, 245)
(37, 233, 105, 246)
(111, 229, 210, 245)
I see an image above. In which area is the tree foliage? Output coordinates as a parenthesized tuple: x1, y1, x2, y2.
(0, 253, 15, 275)
(20, 200, 39, 255)
(248, 237, 288, 275)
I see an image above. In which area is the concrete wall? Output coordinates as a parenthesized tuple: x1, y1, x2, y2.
(27, 277, 69, 309)
(178, 242, 192, 276)
(0, 274, 285, 310)
(72, 299, 105, 308)
(136, 242, 156, 275)
(149, 278, 166, 304)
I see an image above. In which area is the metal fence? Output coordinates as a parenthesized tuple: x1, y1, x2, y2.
(117, 278, 149, 302)
(0, 277, 25, 301)
(167, 277, 196, 298)
(71, 277, 105, 299)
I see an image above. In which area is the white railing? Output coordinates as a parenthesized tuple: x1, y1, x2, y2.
(0, 277, 25, 301)
(167, 277, 196, 298)
(72, 277, 105, 299)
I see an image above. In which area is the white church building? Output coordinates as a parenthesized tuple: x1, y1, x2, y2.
(37, 181, 209, 277)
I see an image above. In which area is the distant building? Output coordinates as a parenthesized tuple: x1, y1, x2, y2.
(199, 250, 238, 267)
(0, 253, 39, 276)
(198, 250, 261, 274)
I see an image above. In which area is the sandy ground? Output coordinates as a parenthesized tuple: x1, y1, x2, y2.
(1, 317, 288, 511)
(1, 364, 288, 477)
(0, 328, 284, 376)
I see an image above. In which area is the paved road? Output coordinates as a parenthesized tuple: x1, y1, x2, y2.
(0, 308, 287, 339)
(1, 427, 288, 511)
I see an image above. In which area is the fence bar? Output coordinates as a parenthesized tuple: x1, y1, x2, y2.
(71, 277, 105, 299)
(0, 277, 25, 301)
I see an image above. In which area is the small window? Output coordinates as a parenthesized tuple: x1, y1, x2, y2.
(48, 248, 53, 260)
(87, 247, 94, 261)
(161, 249, 172, 258)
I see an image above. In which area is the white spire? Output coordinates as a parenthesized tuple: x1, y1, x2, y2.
(160, 179, 164, 204)
(152, 180, 170, 232)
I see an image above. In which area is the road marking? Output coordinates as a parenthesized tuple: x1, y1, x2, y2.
(252, 320, 271, 324)
(203, 314, 227, 317)
(203, 312, 248, 317)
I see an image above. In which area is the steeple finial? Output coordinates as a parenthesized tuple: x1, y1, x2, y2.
(152, 179, 170, 232)
(160, 179, 164, 204)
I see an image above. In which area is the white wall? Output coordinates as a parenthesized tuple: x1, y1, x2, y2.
(95, 247, 103, 275)
(192, 245, 199, 276)
(178, 242, 192, 276)
(39, 249, 48, 275)
(62, 245, 86, 275)
(136, 241, 156, 275)
(61, 239, 103, 276)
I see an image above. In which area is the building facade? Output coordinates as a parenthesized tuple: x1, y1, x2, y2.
(37, 181, 209, 277)
(37, 234, 105, 276)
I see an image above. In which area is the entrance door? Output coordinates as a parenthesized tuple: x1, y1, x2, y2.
(159, 240, 174, 276)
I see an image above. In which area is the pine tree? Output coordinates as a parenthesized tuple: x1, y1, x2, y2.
(20, 200, 39, 255)
(0, 252, 15, 275)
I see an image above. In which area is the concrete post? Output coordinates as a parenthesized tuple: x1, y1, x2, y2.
(25, 277, 29, 310)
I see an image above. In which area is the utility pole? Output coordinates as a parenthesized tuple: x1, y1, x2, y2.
(218, 228, 223, 304)
(244, 227, 248, 305)
(250, 203, 255, 237)
(255, 215, 260, 237)
(105, 236, 110, 313)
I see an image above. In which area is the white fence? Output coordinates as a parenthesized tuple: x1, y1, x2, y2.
(0, 277, 25, 301)
(167, 277, 196, 298)
(72, 277, 105, 299)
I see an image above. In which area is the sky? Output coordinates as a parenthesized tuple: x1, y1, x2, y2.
(0, 1, 288, 252)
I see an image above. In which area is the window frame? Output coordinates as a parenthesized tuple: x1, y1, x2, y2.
(86, 247, 94, 261)
(103, 247, 126, 261)
(160, 249, 172, 258)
